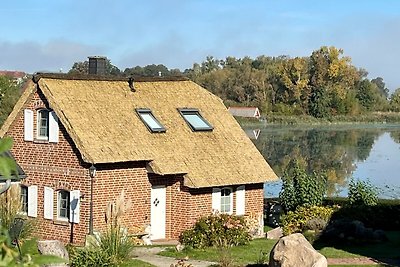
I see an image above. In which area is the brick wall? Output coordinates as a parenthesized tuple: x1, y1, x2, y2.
(6, 89, 89, 244)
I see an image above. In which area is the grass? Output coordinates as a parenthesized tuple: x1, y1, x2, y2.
(121, 259, 156, 266)
(159, 231, 400, 266)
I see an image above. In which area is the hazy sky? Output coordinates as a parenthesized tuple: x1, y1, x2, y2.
(1, 0, 399, 91)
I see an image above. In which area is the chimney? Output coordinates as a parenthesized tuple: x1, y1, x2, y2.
(88, 56, 107, 75)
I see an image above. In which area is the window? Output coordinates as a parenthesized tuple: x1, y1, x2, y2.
(37, 109, 49, 139)
(178, 108, 213, 131)
(136, 108, 166, 132)
(220, 188, 233, 214)
(58, 190, 70, 220)
(20, 185, 28, 214)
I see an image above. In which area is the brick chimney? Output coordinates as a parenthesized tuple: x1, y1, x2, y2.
(88, 56, 107, 75)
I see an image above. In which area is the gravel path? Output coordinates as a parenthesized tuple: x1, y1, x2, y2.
(132, 247, 217, 267)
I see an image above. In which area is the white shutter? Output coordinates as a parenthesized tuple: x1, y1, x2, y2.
(212, 188, 221, 213)
(24, 109, 34, 141)
(43, 187, 54, 220)
(27, 185, 38, 217)
(48, 111, 59, 143)
(69, 190, 80, 223)
(236, 185, 245, 215)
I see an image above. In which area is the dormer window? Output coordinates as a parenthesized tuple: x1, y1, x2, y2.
(136, 108, 166, 133)
(37, 109, 49, 139)
(179, 108, 213, 131)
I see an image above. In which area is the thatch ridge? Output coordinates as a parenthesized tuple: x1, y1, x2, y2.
(33, 73, 188, 83)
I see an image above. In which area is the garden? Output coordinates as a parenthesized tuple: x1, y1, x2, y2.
(1, 137, 399, 266)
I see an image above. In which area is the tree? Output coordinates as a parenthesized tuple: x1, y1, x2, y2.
(390, 88, 400, 112)
(0, 76, 21, 126)
(371, 77, 389, 99)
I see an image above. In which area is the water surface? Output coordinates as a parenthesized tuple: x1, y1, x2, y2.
(245, 124, 400, 199)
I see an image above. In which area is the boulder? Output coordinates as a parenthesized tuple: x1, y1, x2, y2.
(269, 233, 327, 267)
(37, 240, 69, 267)
(266, 227, 283, 240)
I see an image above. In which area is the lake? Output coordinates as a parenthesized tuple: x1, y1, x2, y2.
(244, 124, 400, 199)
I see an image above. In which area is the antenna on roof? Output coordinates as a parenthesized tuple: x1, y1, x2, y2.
(128, 77, 135, 92)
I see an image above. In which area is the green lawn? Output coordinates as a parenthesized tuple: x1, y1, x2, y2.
(121, 259, 156, 267)
(159, 231, 400, 266)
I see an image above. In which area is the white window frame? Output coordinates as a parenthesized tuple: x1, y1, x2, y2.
(36, 109, 49, 140)
(57, 190, 70, 221)
(136, 108, 166, 133)
(220, 187, 233, 215)
(178, 108, 213, 131)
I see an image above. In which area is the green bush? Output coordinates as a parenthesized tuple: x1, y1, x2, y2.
(348, 179, 378, 207)
(69, 247, 114, 267)
(280, 206, 336, 235)
(180, 213, 251, 249)
(279, 160, 327, 211)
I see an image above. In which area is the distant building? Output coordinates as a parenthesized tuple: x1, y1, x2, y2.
(228, 107, 261, 119)
(0, 71, 27, 85)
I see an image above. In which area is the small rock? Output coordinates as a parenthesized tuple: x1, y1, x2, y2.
(176, 243, 185, 251)
(37, 240, 68, 267)
(266, 227, 283, 240)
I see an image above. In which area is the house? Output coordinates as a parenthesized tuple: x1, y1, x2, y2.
(0, 70, 27, 85)
(0, 61, 277, 245)
(228, 106, 261, 119)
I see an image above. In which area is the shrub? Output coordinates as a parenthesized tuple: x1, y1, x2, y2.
(69, 247, 114, 267)
(280, 206, 336, 235)
(348, 179, 378, 207)
(279, 160, 327, 211)
(179, 213, 251, 249)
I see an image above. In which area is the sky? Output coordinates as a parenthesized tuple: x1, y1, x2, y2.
(1, 0, 400, 92)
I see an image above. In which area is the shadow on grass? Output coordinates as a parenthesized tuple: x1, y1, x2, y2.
(311, 203, 400, 267)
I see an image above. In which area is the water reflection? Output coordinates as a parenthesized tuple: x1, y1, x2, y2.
(246, 125, 400, 198)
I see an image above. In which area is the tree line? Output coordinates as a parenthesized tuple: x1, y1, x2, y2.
(69, 46, 400, 117)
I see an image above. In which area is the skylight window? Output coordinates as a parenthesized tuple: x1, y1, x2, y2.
(179, 108, 213, 131)
(136, 109, 166, 133)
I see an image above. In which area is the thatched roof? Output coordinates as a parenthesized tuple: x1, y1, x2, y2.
(1, 74, 277, 188)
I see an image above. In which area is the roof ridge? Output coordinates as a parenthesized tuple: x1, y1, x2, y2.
(32, 73, 189, 83)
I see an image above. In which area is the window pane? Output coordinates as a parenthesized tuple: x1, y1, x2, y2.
(141, 113, 163, 129)
(21, 186, 28, 213)
(137, 109, 166, 132)
(38, 110, 49, 138)
(58, 191, 70, 219)
(220, 188, 231, 213)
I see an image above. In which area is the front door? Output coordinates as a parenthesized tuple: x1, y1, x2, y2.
(150, 185, 166, 239)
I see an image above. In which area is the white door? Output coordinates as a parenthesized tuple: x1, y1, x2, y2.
(150, 185, 166, 239)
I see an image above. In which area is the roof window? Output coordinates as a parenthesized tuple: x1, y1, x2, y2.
(136, 109, 166, 133)
(179, 108, 213, 131)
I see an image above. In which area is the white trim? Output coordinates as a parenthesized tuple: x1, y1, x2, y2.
(43, 187, 54, 220)
(48, 111, 59, 143)
(236, 185, 245, 215)
(212, 188, 221, 213)
(27, 185, 38, 217)
(69, 190, 80, 224)
(24, 109, 34, 141)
